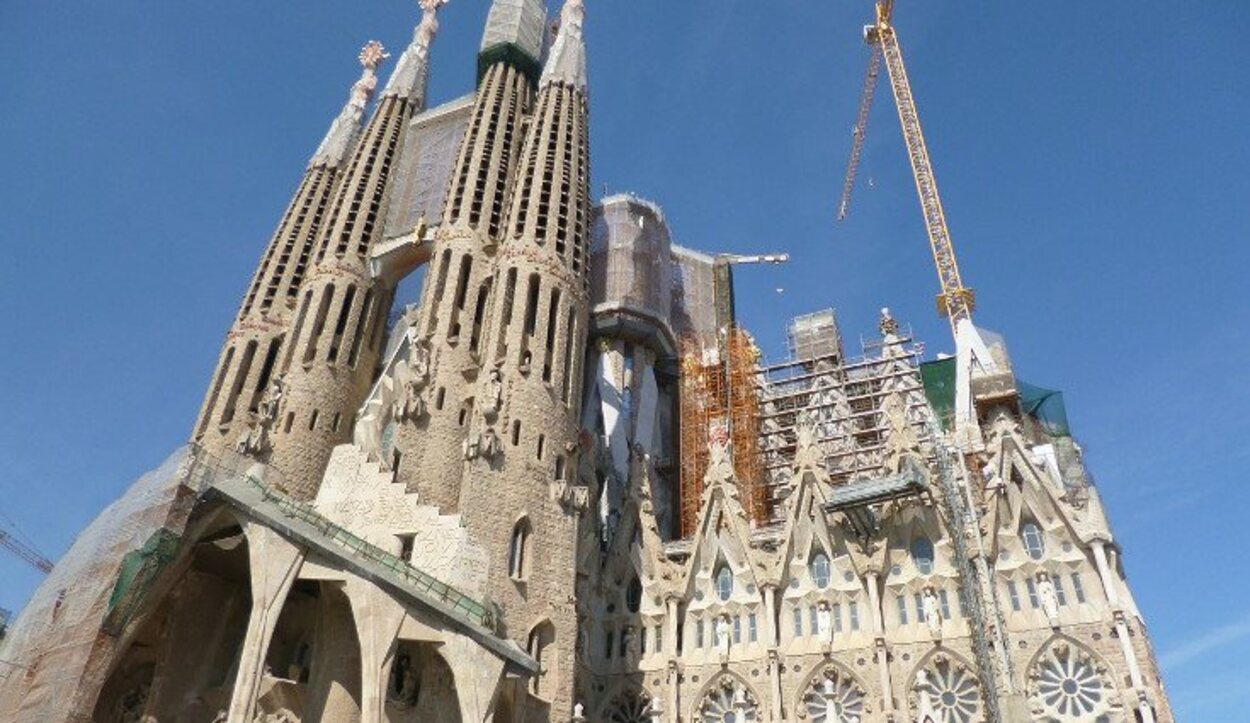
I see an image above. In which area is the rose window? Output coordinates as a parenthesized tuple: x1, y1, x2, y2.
(1031, 642, 1117, 721)
(914, 656, 981, 723)
(801, 667, 867, 722)
(699, 678, 759, 723)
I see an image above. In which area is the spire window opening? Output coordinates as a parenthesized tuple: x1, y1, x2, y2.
(511, 419, 521, 446)
(428, 250, 452, 337)
(554, 455, 566, 482)
(308, 409, 320, 431)
(199, 346, 235, 436)
(347, 289, 375, 368)
(220, 340, 258, 425)
(495, 268, 518, 359)
(536, 434, 546, 461)
(303, 286, 336, 364)
(331, 412, 342, 433)
(542, 288, 561, 382)
(370, 288, 393, 351)
(448, 255, 473, 343)
(326, 285, 357, 362)
(715, 565, 734, 602)
(561, 308, 576, 404)
(284, 412, 294, 434)
(468, 278, 492, 354)
(284, 290, 313, 368)
(519, 274, 540, 372)
(248, 336, 284, 413)
(436, 387, 446, 411)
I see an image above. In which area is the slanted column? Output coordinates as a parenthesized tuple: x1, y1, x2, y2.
(443, 635, 507, 722)
(1092, 540, 1154, 722)
(346, 578, 408, 723)
(226, 523, 305, 723)
(865, 569, 895, 717)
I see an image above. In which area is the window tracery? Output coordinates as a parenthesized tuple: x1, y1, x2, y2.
(912, 654, 981, 723)
(1029, 641, 1118, 722)
(801, 665, 867, 723)
(698, 677, 759, 723)
(606, 689, 654, 722)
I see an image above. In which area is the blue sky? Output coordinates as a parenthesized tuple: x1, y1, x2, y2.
(1, 1, 1247, 718)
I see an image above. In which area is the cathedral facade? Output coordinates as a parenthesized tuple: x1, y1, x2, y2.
(0, 2, 1172, 722)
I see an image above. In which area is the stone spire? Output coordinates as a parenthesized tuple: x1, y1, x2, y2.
(193, 42, 391, 462)
(541, 0, 587, 90)
(382, 0, 446, 102)
(309, 41, 388, 168)
(389, 0, 547, 508)
(266, 2, 448, 498)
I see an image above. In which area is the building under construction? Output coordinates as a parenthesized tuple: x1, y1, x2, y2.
(0, 2, 1172, 722)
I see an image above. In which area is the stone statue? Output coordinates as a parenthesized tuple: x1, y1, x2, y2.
(480, 423, 502, 460)
(1038, 573, 1060, 626)
(462, 429, 480, 460)
(486, 367, 504, 415)
(572, 702, 587, 723)
(258, 375, 284, 423)
(410, 338, 430, 385)
(715, 614, 731, 656)
(817, 602, 833, 642)
(923, 587, 943, 638)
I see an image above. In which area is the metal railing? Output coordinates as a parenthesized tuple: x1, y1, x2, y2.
(178, 444, 497, 632)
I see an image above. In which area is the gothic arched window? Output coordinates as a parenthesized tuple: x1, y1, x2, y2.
(626, 577, 643, 613)
(810, 551, 832, 589)
(714, 565, 734, 602)
(1022, 522, 1046, 560)
(509, 517, 531, 581)
(911, 536, 935, 575)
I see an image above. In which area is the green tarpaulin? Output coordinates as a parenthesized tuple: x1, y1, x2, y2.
(920, 358, 1071, 437)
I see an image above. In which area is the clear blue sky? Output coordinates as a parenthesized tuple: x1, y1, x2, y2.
(1, 1, 1247, 718)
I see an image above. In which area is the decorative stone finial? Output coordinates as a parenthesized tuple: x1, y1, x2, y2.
(349, 41, 388, 109)
(310, 41, 390, 168)
(383, 0, 449, 99)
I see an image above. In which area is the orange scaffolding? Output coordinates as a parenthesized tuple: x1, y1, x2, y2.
(677, 327, 767, 537)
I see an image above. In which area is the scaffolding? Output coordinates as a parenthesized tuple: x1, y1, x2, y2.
(677, 327, 767, 536)
(757, 310, 933, 524)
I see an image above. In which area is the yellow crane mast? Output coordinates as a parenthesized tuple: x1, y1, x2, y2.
(839, 0, 976, 338)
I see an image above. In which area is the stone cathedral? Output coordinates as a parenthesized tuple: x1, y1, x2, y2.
(0, 1, 1174, 722)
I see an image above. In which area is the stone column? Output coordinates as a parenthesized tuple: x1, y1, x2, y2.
(762, 584, 779, 647)
(346, 577, 408, 723)
(866, 570, 894, 717)
(1092, 540, 1154, 723)
(226, 523, 305, 723)
(444, 635, 507, 723)
(768, 650, 783, 722)
(666, 660, 680, 723)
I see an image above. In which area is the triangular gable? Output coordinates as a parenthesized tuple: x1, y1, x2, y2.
(680, 441, 766, 599)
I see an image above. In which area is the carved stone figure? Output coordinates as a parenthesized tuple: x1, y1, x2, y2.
(923, 587, 943, 638)
(715, 614, 731, 656)
(817, 602, 833, 642)
(1038, 573, 1060, 626)
(258, 375, 284, 423)
(485, 367, 504, 415)
(480, 424, 502, 460)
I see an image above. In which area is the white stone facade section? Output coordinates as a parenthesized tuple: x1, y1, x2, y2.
(315, 444, 489, 599)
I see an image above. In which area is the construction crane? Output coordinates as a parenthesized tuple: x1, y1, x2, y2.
(0, 529, 54, 574)
(837, 0, 976, 339)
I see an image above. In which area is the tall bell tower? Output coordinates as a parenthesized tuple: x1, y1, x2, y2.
(460, 0, 592, 715)
(392, 0, 547, 510)
(266, 1, 447, 498)
(192, 41, 386, 464)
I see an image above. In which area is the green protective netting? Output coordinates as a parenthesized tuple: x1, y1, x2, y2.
(1016, 378, 1071, 437)
(920, 357, 957, 431)
(105, 528, 181, 632)
(922, 359, 1071, 437)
